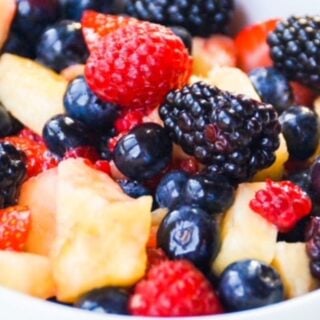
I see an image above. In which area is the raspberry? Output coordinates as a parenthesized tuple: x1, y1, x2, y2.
(4, 135, 58, 178)
(115, 110, 144, 134)
(250, 179, 312, 232)
(129, 260, 223, 316)
(81, 11, 138, 51)
(306, 217, 320, 278)
(64, 146, 100, 162)
(146, 248, 168, 270)
(0, 205, 31, 251)
(85, 21, 192, 111)
(160, 82, 280, 182)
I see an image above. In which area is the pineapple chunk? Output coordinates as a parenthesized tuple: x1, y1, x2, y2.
(0, 54, 67, 135)
(212, 182, 278, 275)
(0, 0, 16, 49)
(272, 242, 319, 298)
(0, 251, 55, 299)
(207, 67, 261, 101)
(52, 159, 152, 302)
(253, 134, 289, 181)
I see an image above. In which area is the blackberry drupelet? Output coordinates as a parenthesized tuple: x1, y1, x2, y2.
(268, 15, 320, 90)
(0, 142, 27, 207)
(306, 217, 320, 279)
(124, 0, 234, 37)
(159, 82, 281, 182)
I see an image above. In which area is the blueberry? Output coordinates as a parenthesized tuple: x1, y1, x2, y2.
(181, 173, 235, 214)
(218, 260, 285, 312)
(2, 32, 35, 58)
(119, 179, 151, 199)
(36, 20, 89, 72)
(279, 106, 320, 161)
(157, 205, 219, 270)
(0, 104, 22, 138)
(74, 287, 129, 315)
(43, 114, 93, 157)
(64, 76, 119, 131)
(170, 26, 192, 54)
(60, 0, 124, 21)
(114, 123, 172, 181)
(13, 0, 61, 44)
(310, 157, 320, 204)
(155, 170, 189, 209)
(249, 67, 293, 114)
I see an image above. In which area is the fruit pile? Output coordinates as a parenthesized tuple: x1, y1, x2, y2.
(0, 0, 320, 317)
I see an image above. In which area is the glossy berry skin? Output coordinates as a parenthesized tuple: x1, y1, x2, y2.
(36, 20, 89, 72)
(170, 26, 192, 54)
(218, 260, 284, 312)
(43, 114, 93, 157)
(61, 0, 123, 21)
(279, 106, 320, 161)
(310, 157, 320, 204)
(114, 123, 172, 181)
(155, 170, 189, 209)
(129, 260, 223, 316)
(157, 205, 219, 269)
(75, 287, 129, 315)
(13, 0, 60, 44)
(119, 180, 151, 199)
(249, 67, 293, 114)
(85, 21, 191, 110)
(181, 173, 235, 214)
(64, 76, 119, 131)
(306, 217, 320, 279)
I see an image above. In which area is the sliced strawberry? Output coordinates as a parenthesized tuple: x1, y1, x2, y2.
(291, 82, 317, 107)
(0, 205, 31, 251)
(4, 135, 59, 178)
(235, 19, 280, 73)
(82, 11, 138, 51)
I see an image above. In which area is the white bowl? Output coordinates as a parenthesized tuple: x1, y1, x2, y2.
(1, 0, 320, 319)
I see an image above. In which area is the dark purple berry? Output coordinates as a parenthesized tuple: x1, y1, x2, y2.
(306, 217, 320, 279)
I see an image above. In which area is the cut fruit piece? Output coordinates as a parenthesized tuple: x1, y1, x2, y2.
(272, 242, 319, 298)
(0, 251, 55, 299)
(212, 182, 278, 275)
(0, 0, 16, 49)
(19, 168, 58, 256)
(253, 134, 289, 181)
(192, 35, 237, 77)
(207, 67, 261, 101)
(0, 54, 67, 135)
(60, 64, 85, 82)
(53, 159, 152, 302)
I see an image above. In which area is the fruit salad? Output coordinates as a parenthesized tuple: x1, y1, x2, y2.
(0, 0, 320, 317)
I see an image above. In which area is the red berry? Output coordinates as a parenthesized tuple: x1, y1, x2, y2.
(291, 82, 317, 107)
(178, 157, 200, 175)
(146, 248, 168, 270)
(235, 19, 279, 73)
(82, 11, 138, 52)
(129, 260, 223, 316)
(64, 146, 100, 162)
(4, 136, 58, 177)
(115, 110, 144, 134)
(85, 21, 192, 111)
(250, 179, 312, 232)
(94, 160, 111, 175)
(18, 128, 43, 143)
(0, 205, 31, 251)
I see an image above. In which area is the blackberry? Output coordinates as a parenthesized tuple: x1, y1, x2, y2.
(0, 142, 26, 207)
(306, 217, 320, 279)
(268, 16, 320, 90)
(159, 82, 280, 182)
(124, 0, 234, 37)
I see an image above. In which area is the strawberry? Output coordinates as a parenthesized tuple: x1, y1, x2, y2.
(235, 19, 280, 73)
(0, 205, 31, 251)
(81, 11, 138, 51)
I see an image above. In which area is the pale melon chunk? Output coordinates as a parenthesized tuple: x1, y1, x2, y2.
(272, 242, 319, 298)
(253, 134, 289, 181)
(19, 168, 58, 256)
(207, 67, 261, 101)
(0, 54, 67, 134)
(53, 159, 152, 302)
(0, 0, 16, 49)
(212, 182, 278, 275)
(0, 251, 55, 299)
